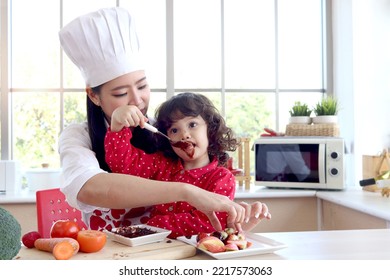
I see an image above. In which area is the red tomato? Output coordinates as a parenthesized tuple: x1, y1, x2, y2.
(77, 230, 107, 253)
(50, 220, 80, 239)
(22, 231, 42, 248)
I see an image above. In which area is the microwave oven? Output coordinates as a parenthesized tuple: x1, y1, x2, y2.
(254, 137, 344, 190)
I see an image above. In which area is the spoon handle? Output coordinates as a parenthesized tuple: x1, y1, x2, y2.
(143, 123, 158, 133)
(143, 123, 172, 142)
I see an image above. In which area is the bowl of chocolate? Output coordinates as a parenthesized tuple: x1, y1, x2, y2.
(105, 225, 171, 247)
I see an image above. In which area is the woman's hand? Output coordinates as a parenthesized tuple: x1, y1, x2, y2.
(238, 201, 271, 232)
(111, 105, 147, 132)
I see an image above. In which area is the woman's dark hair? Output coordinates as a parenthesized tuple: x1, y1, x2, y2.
(87, 85, 156, 172)
(154, 92, 238, 166)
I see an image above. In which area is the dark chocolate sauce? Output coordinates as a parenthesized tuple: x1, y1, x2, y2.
(172, 141, 194, 158)
(113, 226, 157, 238)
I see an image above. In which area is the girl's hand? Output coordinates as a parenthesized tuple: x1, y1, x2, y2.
(183, 185, 246, 232)
(202, 200, 271, 233)
(111, 105, 147, 132)
(238, 201, 272, 232)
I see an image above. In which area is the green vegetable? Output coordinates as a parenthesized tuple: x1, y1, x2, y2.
(0, 207, 22, 260)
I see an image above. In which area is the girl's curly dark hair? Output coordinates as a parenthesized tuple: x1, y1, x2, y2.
(154, 92, 239, 166)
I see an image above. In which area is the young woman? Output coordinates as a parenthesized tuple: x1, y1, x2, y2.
(58, 7, 270, 233)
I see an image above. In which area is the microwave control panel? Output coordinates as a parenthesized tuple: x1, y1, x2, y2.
(325, 139, 344, 189)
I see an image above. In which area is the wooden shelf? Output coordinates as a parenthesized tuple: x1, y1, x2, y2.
(235, 137, 251, 189)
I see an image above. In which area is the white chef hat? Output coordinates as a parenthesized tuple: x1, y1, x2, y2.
(59, 7, 144, 87)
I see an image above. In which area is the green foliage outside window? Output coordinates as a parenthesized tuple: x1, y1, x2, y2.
(13, 93, 86, 170)
(225, 92, 273, 176)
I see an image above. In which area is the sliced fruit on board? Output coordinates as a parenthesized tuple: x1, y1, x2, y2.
(197, 236, 225, 253)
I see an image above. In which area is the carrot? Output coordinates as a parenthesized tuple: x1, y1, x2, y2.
(52, 241, 75, 260)
(34, 237, 80, 259)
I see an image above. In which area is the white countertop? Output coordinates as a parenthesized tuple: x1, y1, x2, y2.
(16, 228, 390, 260)
(1, 185, 390, 222)
(0, 188, 36, 203)
(234, 185, 390, 222)
(1, 185, 317, 203)
(235, 185, 317, 199)
(187, 228, 390, 260)
(15, 228, 390, 260)
(316, 189, 390, 222)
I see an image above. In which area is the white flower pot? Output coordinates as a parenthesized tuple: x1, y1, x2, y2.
(289, 116, 312, 124)
(312, 115, 338, 124)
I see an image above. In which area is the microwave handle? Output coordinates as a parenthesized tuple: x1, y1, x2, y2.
(318, 143, 326, 184)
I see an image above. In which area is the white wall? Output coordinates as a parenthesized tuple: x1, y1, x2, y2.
(333, 0, 390, 187)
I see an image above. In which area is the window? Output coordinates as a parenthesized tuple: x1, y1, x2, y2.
(1, 0, 330, 176)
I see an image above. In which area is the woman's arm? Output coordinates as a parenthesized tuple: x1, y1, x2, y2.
(78, 173, 244, 231)
(59, 123, 245, 230)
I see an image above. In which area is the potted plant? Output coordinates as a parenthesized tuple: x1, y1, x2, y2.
(312, 96, 339, 124)
(289, 101, 312, 124)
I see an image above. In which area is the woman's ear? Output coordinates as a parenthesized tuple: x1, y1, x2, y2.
(86, 87, 100, 106)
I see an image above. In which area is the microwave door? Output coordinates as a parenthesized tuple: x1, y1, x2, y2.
(318, 143, 326, 184)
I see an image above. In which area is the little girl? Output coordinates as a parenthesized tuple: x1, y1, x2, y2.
(103, 92, 240, 238)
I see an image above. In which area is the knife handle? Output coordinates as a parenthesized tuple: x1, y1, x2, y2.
(359, 178, 376, 186)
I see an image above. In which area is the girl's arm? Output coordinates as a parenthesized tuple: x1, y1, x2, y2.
(146, 170, 236, 238)
(104, 127, 159, 178)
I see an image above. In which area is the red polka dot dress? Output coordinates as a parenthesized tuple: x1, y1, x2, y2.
(99, 127, 236, 239)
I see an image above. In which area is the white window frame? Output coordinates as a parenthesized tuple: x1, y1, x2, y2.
(0, 0, 332, 161)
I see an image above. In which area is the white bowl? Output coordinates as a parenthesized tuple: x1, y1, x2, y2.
(104, 225, 171, 247)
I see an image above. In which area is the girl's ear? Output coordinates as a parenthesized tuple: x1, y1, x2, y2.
(86, 87, 100, 106)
